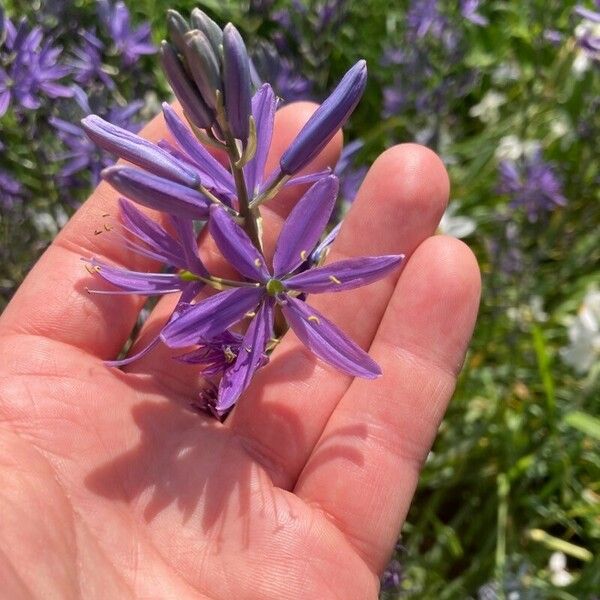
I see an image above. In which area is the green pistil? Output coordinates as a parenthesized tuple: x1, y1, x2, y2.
(266, 278, 285, 296)
(178, 270, 201, 282)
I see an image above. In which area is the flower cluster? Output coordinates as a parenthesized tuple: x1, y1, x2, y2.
(0, 14, 73, 116)
(83, 8, 403, 417)
(497, 151, 567, 222)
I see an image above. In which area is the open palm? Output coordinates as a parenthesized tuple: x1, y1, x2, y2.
(0, 103, 480, 599)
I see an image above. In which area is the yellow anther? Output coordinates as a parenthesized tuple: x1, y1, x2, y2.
(329, 275, 342, 285)
(104, 223, 113, 232)
(245, 311, 256, 318)
(101, 212, 110, 217)
(307, 315, 320, 324)
(94, 229, 103, 235)
(300, 250, 308, 261)
(254, 258, 262, 267)
(84, 264, 95, 275)
(223, 346, 236, 363)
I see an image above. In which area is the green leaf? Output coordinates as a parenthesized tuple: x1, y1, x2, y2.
(565, 411, 600, 441)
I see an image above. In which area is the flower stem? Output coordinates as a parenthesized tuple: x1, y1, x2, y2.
(224, 131, 263, 252)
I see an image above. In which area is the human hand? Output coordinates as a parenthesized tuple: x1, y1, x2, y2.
(0, 103, 480, 599)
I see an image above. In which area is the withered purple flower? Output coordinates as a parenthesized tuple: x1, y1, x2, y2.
(161, 176, 404, 414)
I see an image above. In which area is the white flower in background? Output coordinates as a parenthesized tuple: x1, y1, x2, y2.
(495, 135, 540, 161)
(30, 207, 68, 236)
(492, 62, 521, 84)
(469, 91, 506, 124)
(507, 295, 548, 325)
(549, 552, 574, 587)
(572, 51, 591, 75)
(561, 288, 600, 373)
(438, 202, 476, 238)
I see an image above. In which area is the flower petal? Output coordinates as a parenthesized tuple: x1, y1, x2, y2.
(170, 215, 207, 276)
(81, 114, 200, 186)
(216, 298, 274, 414)
(118, 198, 185, 267)
(285, 255, 404, 294)
(85, 259, 186, 295)
(281, 296, 381, 379)
(273, 175, 339, 277)
(161, 286, 264, 348)
(103, 166, 210, 219)
(244, 84, 276, 195)
(162, 103, 235, 193)
(209, 205, 271, 281)
(282, 167, 332, 189)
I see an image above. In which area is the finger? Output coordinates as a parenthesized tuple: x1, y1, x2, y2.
(295, 236, 481, 573)
(227, 144, 449, 488)
(122, 103, 342, 388)
(0, 110, 176, 358)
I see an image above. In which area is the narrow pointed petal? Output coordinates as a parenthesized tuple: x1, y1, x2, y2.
(118, 198, 186, 267)
(160, 41, 214, 129)
(161, 286, 264, 347)
(244, 84, 276, 194)
(281, 296, 381, 379)
(170, 215, 207, 276)
(103, 166, 210, 219)
(285, 255, 404, 294)
(216, 299, 274, 414)
(222, 23, 252, 143)
(273, 175, 339, 277)
(82, 115, 200, 186)
(162, 103, 235, 193)
(86, 259, 186, 295)
(310, 222, 342, 264)
(106, 335, 161, 367)
(209, 206, 270, 281)
(283, 167, 333, 189)
(279, 60, 367, 175)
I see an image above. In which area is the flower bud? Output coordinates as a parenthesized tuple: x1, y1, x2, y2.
(166, 9, 190, 56)
(81, 115, 199, 187)
(280, 60, 367, 175)
(103, 166, 210, 219)
(222, 23, 252, 144)
(160, 41, 215, 129)
(190, 8, 223, 54)
(183, 30, 222, 111)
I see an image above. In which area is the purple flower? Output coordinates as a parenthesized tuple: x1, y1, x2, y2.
(407, 0, 446, 39)
(380, 559, 404, 591)
(98, 0, 156, 66)
(69, 30, 114, 89)
(0, 169, 24, 210)
(334, 140, 367, 204)
(461, 0, 489, 26)
(161, 175, 404, 415)
(86, 198, 207, 366)
(0, 17, 73, 116)
(498, 151, 567, 222)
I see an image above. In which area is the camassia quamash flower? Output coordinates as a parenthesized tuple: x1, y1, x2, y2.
(160, 175, 405, 415)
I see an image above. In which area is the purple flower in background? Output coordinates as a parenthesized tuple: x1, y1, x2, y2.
(70, 30, 114, 89)
(407, 0, 446, 39)
(574, 4, 600, 62)
(0, 17, 72, 116)
(0, 170, 24, 210)
(461, 0, 489, 26)
(334, 139, 367, 204)
(498, 151, 567, 222)
(380, 559, 404, 591)
(98, 0, 156, 66)
(161, 175, 404, 415)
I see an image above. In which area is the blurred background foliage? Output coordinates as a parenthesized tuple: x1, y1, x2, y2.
(1, 0, 599, 597)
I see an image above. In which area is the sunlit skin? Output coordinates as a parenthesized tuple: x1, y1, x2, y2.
(0, 102, 480, 599)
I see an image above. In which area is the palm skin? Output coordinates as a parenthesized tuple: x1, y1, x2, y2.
(0, 103, 480, 599)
